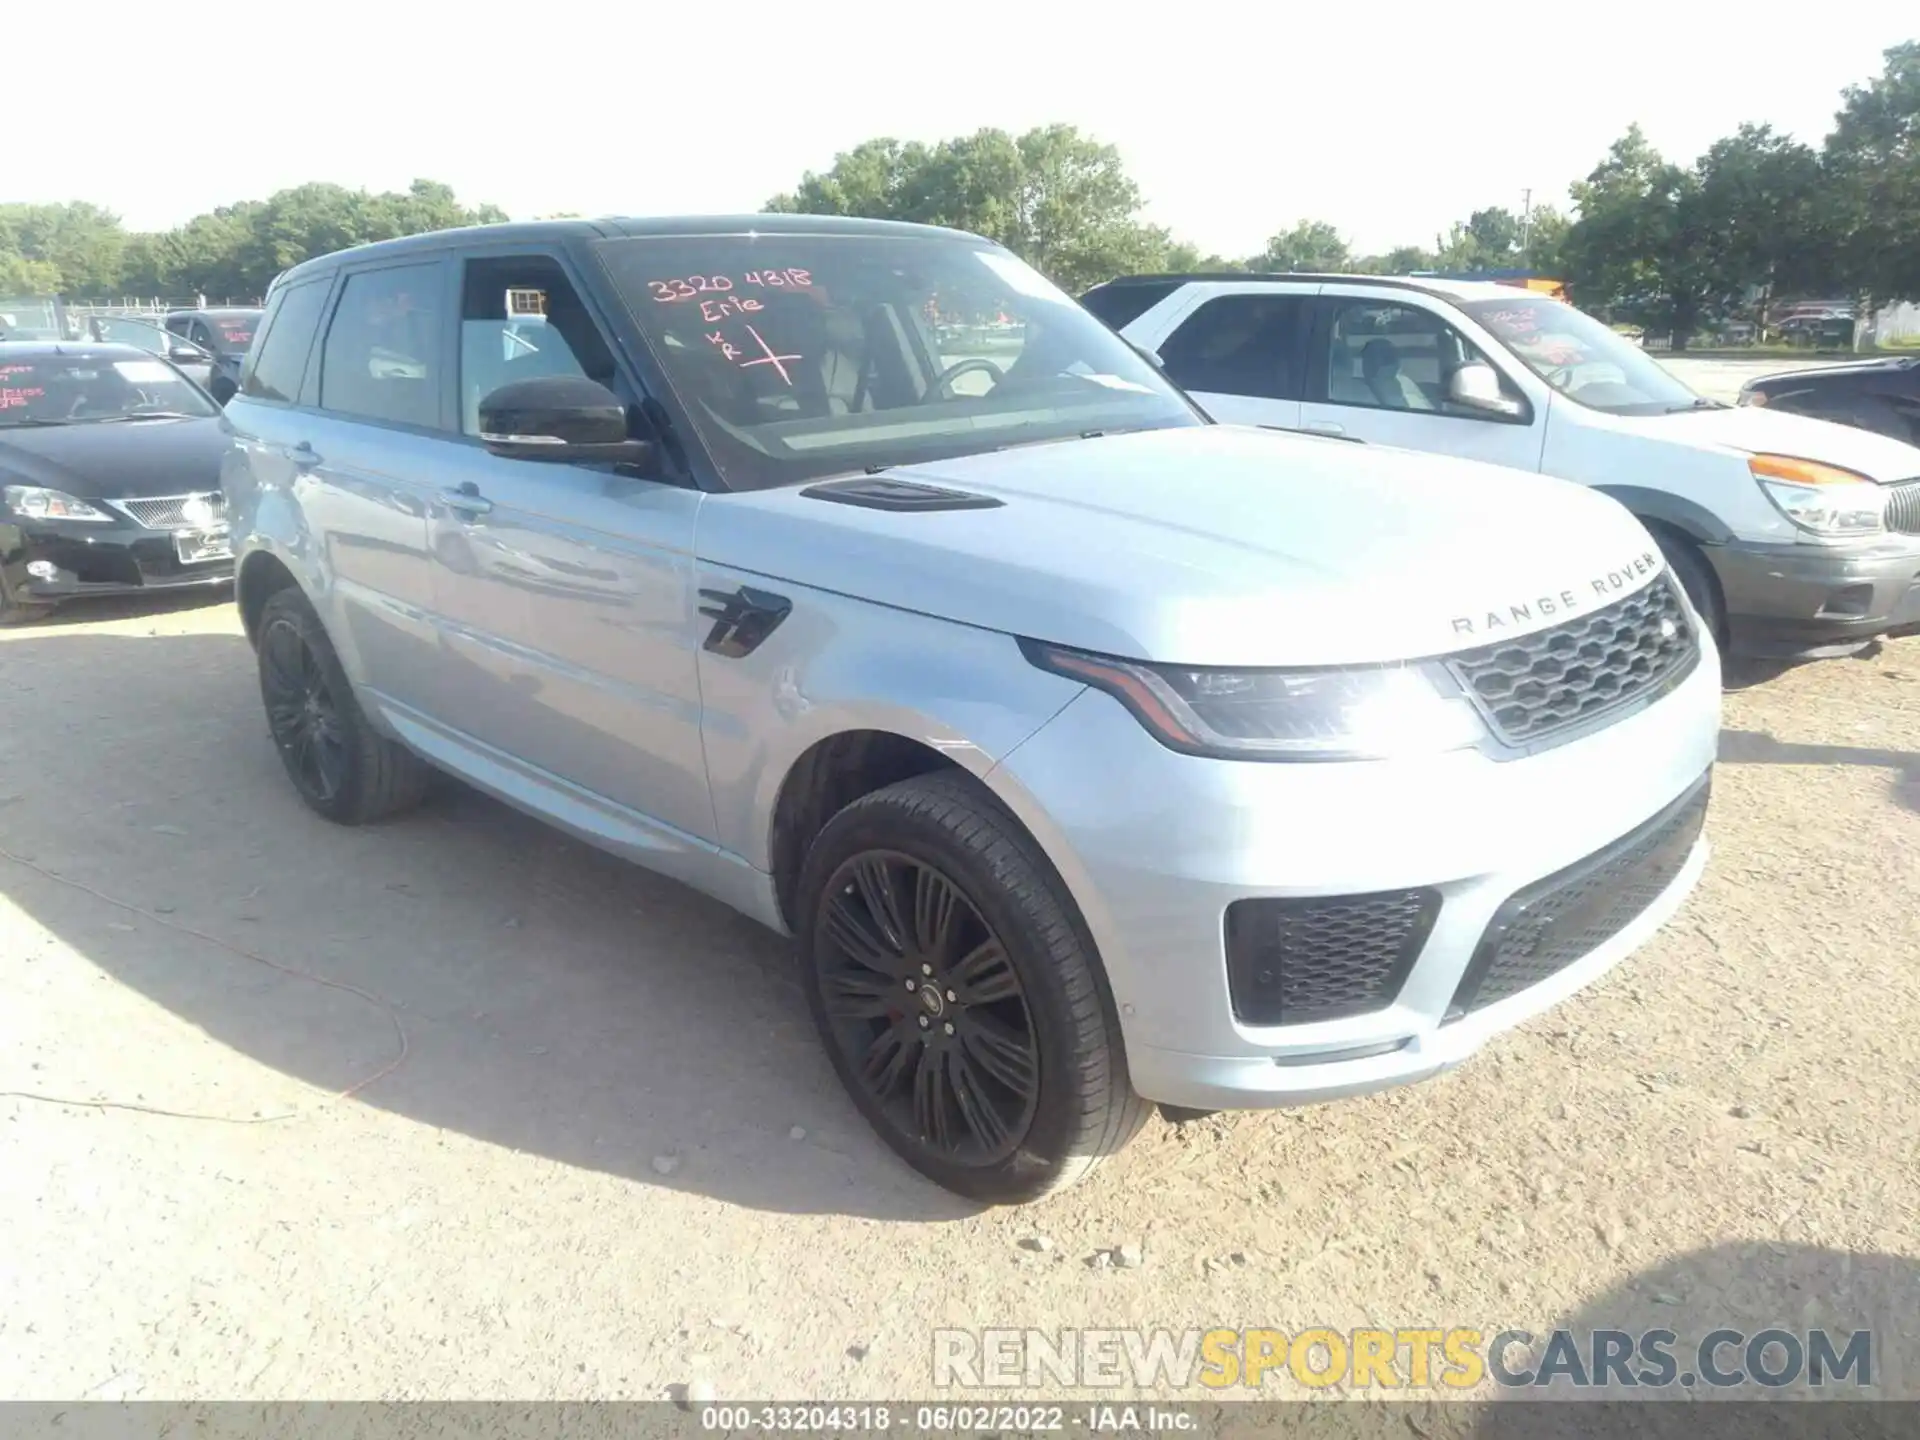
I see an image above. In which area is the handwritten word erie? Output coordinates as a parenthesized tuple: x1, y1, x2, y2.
(648, 268, 814, 304)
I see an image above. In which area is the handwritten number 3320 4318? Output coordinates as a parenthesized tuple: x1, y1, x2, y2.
(647, 269, 813, 303)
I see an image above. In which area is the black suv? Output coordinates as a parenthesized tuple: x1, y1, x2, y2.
(1738, 357, 1920, 446)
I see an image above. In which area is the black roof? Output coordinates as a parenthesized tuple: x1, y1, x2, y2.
(273, 214, 990, 289)
(1081, 271, 1463, 300)
(0, 341, 153, 360)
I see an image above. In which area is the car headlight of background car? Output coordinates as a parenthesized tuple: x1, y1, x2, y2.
(1022, 641, 1488, 760)
(3, 484, 114, 522)
(1749, 454, 1886, 536)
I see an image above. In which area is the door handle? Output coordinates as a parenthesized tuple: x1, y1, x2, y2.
(439, 482, 492, 518)
(1302, 421, 1346, 435)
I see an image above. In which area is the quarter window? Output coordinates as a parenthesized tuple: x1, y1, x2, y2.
(1156, 295, 1308, 400)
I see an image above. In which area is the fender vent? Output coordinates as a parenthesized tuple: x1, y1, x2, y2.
(800, 477, 1004, 512)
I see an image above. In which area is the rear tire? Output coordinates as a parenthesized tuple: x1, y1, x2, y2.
(797, 772, 1149, 1204)
(256, 587, 430, 824)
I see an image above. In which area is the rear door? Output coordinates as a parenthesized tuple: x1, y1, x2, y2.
(1146, 289, 1310, 429)
(282, 259, 452, 711)
(1299, 289, 1546, 472)
(419, 246, 712, 842)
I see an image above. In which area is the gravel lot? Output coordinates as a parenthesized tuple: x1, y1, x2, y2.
(3, 587, 1917, 1404)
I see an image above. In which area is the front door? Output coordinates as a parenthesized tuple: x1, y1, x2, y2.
(1298, 291, 1547, 472)
(421, 250, 713, 843)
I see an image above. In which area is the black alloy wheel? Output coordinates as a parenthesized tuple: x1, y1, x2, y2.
(260, 612, 349, 806)
(797, 772, 1149, 1203)
(253, 586, 430, 824)
(815, 850, 1039, 1165)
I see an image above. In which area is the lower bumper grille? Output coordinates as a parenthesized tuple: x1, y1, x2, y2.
(1448, 774, 1711, 1018)
(1225, 889, 1441, 1026)
(1886, 479, 1920, 537)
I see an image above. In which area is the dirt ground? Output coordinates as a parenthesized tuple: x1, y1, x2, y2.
(2, 592, 1916, 1405)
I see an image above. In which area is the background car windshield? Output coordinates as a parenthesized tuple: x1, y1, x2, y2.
(206, 315, 258, 351)
(593, 234, 1200, 489)
(92, 317, 183, 353)
(0, 353, 218, 425)
(1461, 297, 1701, 415)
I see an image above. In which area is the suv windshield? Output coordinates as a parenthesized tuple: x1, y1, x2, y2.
(1460, 297, 1704, 416)
(593, 233, 1201, 489)
(0, 353, 218, 426)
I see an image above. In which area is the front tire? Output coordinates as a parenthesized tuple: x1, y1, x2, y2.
(256, 587, 430, 824)
(797, 772, 1148, 1203)
(1654, 531, 1725, 648)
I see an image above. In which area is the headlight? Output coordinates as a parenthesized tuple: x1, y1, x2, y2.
(3, 485, 113, 522)
(1021, 641, 1488, 761)
(1749, 455, 1885, 536)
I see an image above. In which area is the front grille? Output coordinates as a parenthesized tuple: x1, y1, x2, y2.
(115, 492, 225, 530)
(1445, 576, 1698, 750)
(1448, 775, 1711, 1018)
(1886, 480, 1920, 536)
(1225, 889, 1440, 1026)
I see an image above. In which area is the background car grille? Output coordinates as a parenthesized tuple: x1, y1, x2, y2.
(1886, 480, 1920, 536)
(116, 493, 226, 530)
(1448, 775, 1711, 1018)
(1445, 577, 1698, 749)
(1224, 889, 1441, 1025)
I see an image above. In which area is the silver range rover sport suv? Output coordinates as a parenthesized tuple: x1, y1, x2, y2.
(222, 217, 1722, 1203)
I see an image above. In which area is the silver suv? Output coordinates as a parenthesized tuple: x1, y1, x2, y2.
(223, 217, 1722, 1203)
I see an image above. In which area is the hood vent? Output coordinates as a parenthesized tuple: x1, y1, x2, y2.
(800, 476, 1004, 513)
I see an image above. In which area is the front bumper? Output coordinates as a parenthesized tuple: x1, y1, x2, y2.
(1709, 535, 1920, 658)
(986, 641, 1723, 1111)
(1, 516, 233, 604)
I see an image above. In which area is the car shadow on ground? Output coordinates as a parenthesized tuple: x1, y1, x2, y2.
(1719, 728, 1919, 815)
(1468, 1242, 1917, 1435)
(0, 626, 979, 1223)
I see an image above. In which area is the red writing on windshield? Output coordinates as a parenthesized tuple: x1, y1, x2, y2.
(0, 386, 47, 408)
(649, 268, 813, 303)
(699, 294, 764, 323)
(707, 324, 800, 386)
(221, 329, 253, 344)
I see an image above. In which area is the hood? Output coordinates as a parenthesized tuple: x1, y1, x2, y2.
(0, 416, 228, 500)
(697, 425, 1670, 667)
(1645, 404, 1920, 482)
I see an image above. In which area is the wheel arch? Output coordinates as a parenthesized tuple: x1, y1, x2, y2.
(1592, 485, 1735, 546)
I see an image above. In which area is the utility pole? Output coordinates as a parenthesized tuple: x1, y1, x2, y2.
(1520, 188, 1533, 267)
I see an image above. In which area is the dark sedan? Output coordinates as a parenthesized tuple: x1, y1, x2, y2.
(0, 344, 232, 623)
(163, 308, 263, 405)
(1737, 356, 1920, 446)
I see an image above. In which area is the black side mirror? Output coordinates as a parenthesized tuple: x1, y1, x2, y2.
(477, 375, 656, 465)
(169, 344, 205, 364)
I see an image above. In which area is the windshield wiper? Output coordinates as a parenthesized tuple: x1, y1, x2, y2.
(91, 411, 203, 423)
(1665, 397, 1727, 413)
(0, 416, 76, 428)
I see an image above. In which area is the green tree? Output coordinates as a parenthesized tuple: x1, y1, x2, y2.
(1823, 40, 1920, 307)
(0, 201, 128, 294)
(765, 125, 1181, 293)
(1249, 220, 1350, 273)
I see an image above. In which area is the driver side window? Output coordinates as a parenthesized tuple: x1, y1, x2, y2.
(1319, 300, 1516, 419)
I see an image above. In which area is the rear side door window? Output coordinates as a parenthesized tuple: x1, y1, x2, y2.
(1153, 293, 1309, 429)
(317, 263, 450, 431)
(242, 281, 332, 403)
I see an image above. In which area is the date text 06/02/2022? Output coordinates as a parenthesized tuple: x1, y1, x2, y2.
(697, 1405, 1192, 1433)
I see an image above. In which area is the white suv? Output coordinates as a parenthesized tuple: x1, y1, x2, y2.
(224, 219, 1721, 1202)
(1085, 274, 1920, 662)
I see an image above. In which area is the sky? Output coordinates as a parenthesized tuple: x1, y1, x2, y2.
(11, 1, 1916, 259)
